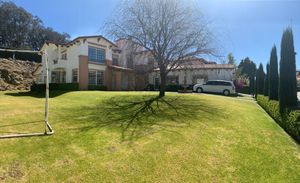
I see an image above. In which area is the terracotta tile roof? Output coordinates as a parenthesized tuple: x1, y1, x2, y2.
(154, 64, 235, 71)
(182, 58, 217, 65)
(107, 65, 135, 72)
(183, 64, 235, 69)
(44, 35, 118, 49)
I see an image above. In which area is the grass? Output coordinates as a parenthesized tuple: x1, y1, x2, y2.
(0, 91, 299, 182)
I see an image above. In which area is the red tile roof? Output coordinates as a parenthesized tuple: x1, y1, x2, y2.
(44, 35, 118, 49)
(154, 64, 235, 71)
(107, 65, 135, 72)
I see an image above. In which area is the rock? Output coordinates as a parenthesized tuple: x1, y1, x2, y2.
(0, 58, 41, 91)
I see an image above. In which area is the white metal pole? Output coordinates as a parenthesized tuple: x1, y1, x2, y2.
(44, 51, 49, 134)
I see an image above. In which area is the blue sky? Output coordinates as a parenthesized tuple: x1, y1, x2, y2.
(11, 0, 300, 69)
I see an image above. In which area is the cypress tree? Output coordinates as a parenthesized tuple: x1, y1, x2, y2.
(249, 75, 255, 95)
(255, 69, 258, 98)
(257, 63, 265, 95)
(279, 28, 297, 111)
(263, 63, 269, 96)
(269, 46, 279, 100)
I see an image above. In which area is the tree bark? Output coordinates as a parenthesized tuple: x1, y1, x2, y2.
(159, 71, 166, 98)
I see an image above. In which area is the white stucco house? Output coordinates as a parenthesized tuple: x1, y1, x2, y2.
(38, 35, 235, 91)
(149, 58, 235, 89)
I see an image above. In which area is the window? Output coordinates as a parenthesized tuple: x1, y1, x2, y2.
(206, 81, 215, 85)
(51, 70, 66, 83)
(112, 54, 119, 66)
(72, 69, 78, 83)
(127, 55, 134, 69)
(166, 76, 179, 85)
(88, 46, 105, 63)
(96, 71, 104, 85)
(61, 52, 67, 60)
(219, 81, 232, 86)
(88, 70, 96, 85)
(88, 70, 104, 85)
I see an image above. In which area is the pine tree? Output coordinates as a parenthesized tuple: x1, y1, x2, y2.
(268, 46, 279, 100)
(264, 63, 269, 96)
(279, 28, 297, 111)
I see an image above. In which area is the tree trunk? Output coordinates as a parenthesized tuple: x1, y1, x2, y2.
(159, 71, 166, 98)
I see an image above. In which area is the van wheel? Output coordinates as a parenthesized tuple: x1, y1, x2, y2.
(223, 90, 230, 96)
(197, 87, 203, 93)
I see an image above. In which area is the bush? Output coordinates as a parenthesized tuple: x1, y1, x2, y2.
(257, 95, 300, 143)
(31, 83, 79, 92)
(236, 85, 251, 94)
(144, 84, 155, 91)
(166, 84, 181, 92)
(144, 84, 193, 92)
(88, 85, 107, 91)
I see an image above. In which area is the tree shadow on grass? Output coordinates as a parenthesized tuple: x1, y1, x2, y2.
(69, 95, 225, 142)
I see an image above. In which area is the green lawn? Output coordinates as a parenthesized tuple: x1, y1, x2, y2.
(0, 91, 299, 182)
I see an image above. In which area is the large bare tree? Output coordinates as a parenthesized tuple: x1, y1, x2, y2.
(106, 0, 215, 97)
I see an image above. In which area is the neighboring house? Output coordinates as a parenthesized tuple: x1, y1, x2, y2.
(149, 58, 235, 90)
(38, 35, 235, 91)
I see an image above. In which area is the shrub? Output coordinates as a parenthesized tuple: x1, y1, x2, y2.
(257, 95, 300, 143)
(144, 84, 155, 91)
(144, 84, 193, 92)
(236, 85, 251, 94)
(166, 84, 181, 92)
(31, 83, 79, 92)
(88, 85, 107, 91)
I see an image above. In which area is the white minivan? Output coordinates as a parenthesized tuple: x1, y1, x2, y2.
(193, 80, 236, 96)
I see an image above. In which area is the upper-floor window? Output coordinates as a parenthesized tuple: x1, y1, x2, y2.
(127, 55, 134, 69)
(88, 46, 105, 63)
(61, 52, 67, 60)
(112, 54, 119, 66)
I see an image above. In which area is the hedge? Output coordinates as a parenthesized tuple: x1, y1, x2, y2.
(236, 86, 251, 94)
(31, 83, 79, 92)
(144, 84, 193, 92)
(88, 85, 107, 91)
(257, 95, 300, 143)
